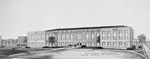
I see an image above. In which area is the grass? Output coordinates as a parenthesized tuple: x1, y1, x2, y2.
(0, 48, 56, 56)
(0, 48, 28, 56)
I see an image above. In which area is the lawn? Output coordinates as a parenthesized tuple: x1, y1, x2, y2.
(0, 48, 55, 56)
(0, 48, 28, 56)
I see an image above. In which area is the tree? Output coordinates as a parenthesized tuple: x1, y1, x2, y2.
(137, 34, 146, 43)
(1, 40, 5, 47)
(137, 34, 146, 49)
(48, 36, 56, 47)
(97, 36, 101, 47)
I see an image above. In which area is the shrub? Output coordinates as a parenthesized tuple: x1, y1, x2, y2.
(42, 46, 49, 48)
(127, 48, 134, 50)
(138, 46, 142, 49)
(68, 44, 73, 47)
(132, 45, 136, 49)
(81, 45, 87, 48)
(0, 45, 5, 48)
(74, 45, 77, 47)
(25, 46, 31, 48)
(97, 47, 103, 49)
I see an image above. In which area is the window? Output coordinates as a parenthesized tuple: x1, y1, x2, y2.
(102, 42, 106, 46)
(107, 31, 111, 39)
(77, 33, 82, 39)
(41, 34, 43, 40)
(39, 34, 41, 40)
(89, 42, 92, 46)
(70, 34, 73, 40)
(58, 34, 61, 40)
(37, 34, 39, 40)
(60, 42, 62, 46)
(113, 42, 117, 46)
(102, 31, 106, 39)
(124, 42, 128, 46)
(86, 33, 89, 39)
(113, 30, 117, 40)
(66, 34, 70, 40)
(91, 33, 94, 39)
(89, 33, 92, 39)
(124, 30, 128, 39)
(62, 34, 65, 40)
(107, 42, 111, 46)
(118, 30, 123, 39)
(119, 42, 122, 46)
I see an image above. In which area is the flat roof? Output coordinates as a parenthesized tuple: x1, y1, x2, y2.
(45, 25, 128, 32)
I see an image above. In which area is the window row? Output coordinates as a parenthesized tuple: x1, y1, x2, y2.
(57, 42, 97, 46)
(28, 42, 44, 46)
(101, 30, 129, 40)
(101, 42, 129, 46)
(57, 30, 129, 40)
(28, 34, 45, 40)
(57, 33, 100, 40)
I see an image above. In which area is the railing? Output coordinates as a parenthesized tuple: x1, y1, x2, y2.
(142, 43, 150, 59)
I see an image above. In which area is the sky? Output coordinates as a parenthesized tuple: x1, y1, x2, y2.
(0, 0, 150, 40)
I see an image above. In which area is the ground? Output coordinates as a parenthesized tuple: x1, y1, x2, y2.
(1, 47, 145, 59)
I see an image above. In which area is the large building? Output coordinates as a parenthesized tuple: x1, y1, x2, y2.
(27, 31, 46, 48)
(27, 25, 134, 49)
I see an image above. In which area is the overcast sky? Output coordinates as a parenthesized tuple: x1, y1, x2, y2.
(0, 0, 150, 40)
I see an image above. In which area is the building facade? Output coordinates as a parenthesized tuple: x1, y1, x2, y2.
(27, 25, 134, 49)
(17, 36, 27, 46)
(27, 31, 46, 48)
(1, 39, 18, 47)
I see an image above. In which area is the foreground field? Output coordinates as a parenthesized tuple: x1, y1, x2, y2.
(0, 48, 54, 56)
(9, 48, 145, 59)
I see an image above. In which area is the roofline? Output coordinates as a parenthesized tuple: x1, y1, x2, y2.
(45, 25, 129, 32)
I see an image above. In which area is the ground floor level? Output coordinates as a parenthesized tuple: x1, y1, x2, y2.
(27, 40, 134, 49)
